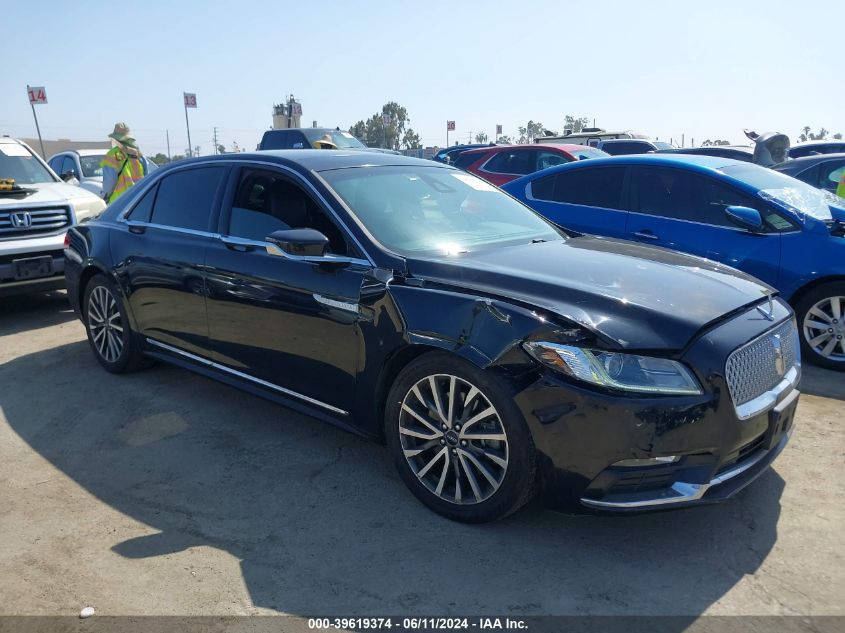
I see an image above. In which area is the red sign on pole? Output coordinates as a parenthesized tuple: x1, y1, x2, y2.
(184, 92, 198, 108)
(27, 86, 47, 104)
(446, 121, 456, 131)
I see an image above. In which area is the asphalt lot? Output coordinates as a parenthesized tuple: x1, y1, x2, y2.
(0, 291, 843, 620)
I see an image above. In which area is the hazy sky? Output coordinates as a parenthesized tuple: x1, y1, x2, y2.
(2, 0, 840, 156)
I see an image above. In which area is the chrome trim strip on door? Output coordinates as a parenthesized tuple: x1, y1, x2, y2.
(145, 338, 349, 416)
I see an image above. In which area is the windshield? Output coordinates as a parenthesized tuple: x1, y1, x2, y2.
(322, 166, 563, 257)
(720, 163, 833, 221)
(303, 129, 367, 149)
(79, 155, 105, 177)
(0, 143, 56, 184)
(653, 141, 674, 150)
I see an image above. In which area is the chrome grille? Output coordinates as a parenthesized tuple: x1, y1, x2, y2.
(725, 319, 799, 406)
(0, 207, 71, 238)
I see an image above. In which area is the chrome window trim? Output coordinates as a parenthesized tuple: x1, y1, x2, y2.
(145, 338, 349, 416)
(626, 210, 801, 235)
(116, 158, 377, 266)
(220, 234, 370, 267)
(125, 219, 220, 240)
(580, 423, 794, 509)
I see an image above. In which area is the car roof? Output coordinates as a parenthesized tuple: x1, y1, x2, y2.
(599, 138, 654, 144)
(658, 145, 753, 153)
(791, 140, 845, 147)
(74, 149, 107, 156)
(171, 149, 450, 172)
(772, 153, 845, 172)
(508, 154, 746, 180)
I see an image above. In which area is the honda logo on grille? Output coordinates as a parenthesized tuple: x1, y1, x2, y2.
(771, 333, 785, 376)
(9, 212, 33, 228)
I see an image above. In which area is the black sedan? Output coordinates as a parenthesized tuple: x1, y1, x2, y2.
(773, 153, 845, 196)
(64, 151, 800, 522)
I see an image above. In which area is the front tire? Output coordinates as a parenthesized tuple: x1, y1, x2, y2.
(385, 352, 536, 523)
(83, 273, 146, 373)
(795, 282, 845, 371)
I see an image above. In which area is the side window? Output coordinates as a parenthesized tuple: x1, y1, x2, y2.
(483, 150, 534, 175)
(48, 156, 64, 173)
(226, 168, 351, 256)
(126, 184, 157, 223)
(695, 177, 794, 231)
(695, 178, 763, 227)
(150, 167, 226, 231)
(820, 162, 845, 193)
(453, 151, 484, 170)
(531, 174, 556, 200)
(633, 167, 697, 220)
(552, 167, 626, 210)
(535, 151, 569, 171)
(291, 132, 307, 149)
(261, 132, 287, 150)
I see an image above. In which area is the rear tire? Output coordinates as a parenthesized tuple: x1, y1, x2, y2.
(83, 273, 147, 373)
(795, 282, 845, 371)
(385, 352, 536, 523)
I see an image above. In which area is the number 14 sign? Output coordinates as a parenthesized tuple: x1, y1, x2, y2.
(27, 86, 47, 105)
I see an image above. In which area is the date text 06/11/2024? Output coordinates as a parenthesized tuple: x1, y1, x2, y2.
(307, 617, 528, 630)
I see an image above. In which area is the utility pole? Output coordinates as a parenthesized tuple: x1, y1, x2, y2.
(212, 127, 219, 155)
(166, 129, 171, 160)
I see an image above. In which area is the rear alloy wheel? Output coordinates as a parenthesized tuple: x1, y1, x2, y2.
(83, 274, 147, 373)
(386, 353, 535, 522)
(796, 283, 845, 371)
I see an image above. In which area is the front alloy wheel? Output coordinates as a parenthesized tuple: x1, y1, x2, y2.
(386, 352, 535, 523)
(399, 374, 509, 505)
(87, 285, 125, 363)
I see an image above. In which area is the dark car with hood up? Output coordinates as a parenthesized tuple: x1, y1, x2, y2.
(63, 151, 800, 522)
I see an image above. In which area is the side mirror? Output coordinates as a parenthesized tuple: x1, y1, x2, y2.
(60, 170, 78, 182)
(265, 228, 329, 258)
(725, 206, 763, 232)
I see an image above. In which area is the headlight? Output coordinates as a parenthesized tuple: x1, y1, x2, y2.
(524, 342, 703, 395)
(72, 196, 106, 223)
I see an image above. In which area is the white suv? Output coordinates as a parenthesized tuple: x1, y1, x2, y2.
(1, 138, 106, 296)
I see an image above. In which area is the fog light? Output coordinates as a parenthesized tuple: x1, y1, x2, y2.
(613, 456, 681, 467)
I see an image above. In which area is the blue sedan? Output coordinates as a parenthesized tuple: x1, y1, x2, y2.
(502, 155, 845, 370)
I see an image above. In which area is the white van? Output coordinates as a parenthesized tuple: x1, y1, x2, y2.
(536, 128, 650, 147)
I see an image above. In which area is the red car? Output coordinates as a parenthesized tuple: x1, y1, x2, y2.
(453, 144, 608, 186)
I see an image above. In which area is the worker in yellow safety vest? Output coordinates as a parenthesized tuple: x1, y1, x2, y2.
(837, 168, 845, 199)
(100, 122, 146, 204)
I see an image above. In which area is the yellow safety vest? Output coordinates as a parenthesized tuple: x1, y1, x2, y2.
(100, 147, 145, 203)
(837, 170, 845, 199)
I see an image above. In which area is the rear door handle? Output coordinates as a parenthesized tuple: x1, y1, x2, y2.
(633, 230, 659, 241)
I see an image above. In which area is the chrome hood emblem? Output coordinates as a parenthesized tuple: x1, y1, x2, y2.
(772, 333, 785, 376)
(756, 292, 775, 321)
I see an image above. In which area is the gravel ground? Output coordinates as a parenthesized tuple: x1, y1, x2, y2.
(0, 292, 842, 620)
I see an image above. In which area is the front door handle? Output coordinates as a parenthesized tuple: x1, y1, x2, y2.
(633, 230, 659, 241)
(220, 236, 256, 252)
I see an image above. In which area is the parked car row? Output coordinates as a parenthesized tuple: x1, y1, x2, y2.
(62, 150, 803, 523)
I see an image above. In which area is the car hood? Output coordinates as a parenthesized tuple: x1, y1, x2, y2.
(404, 236, 773, 350)
(0, 181, 101, 207)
